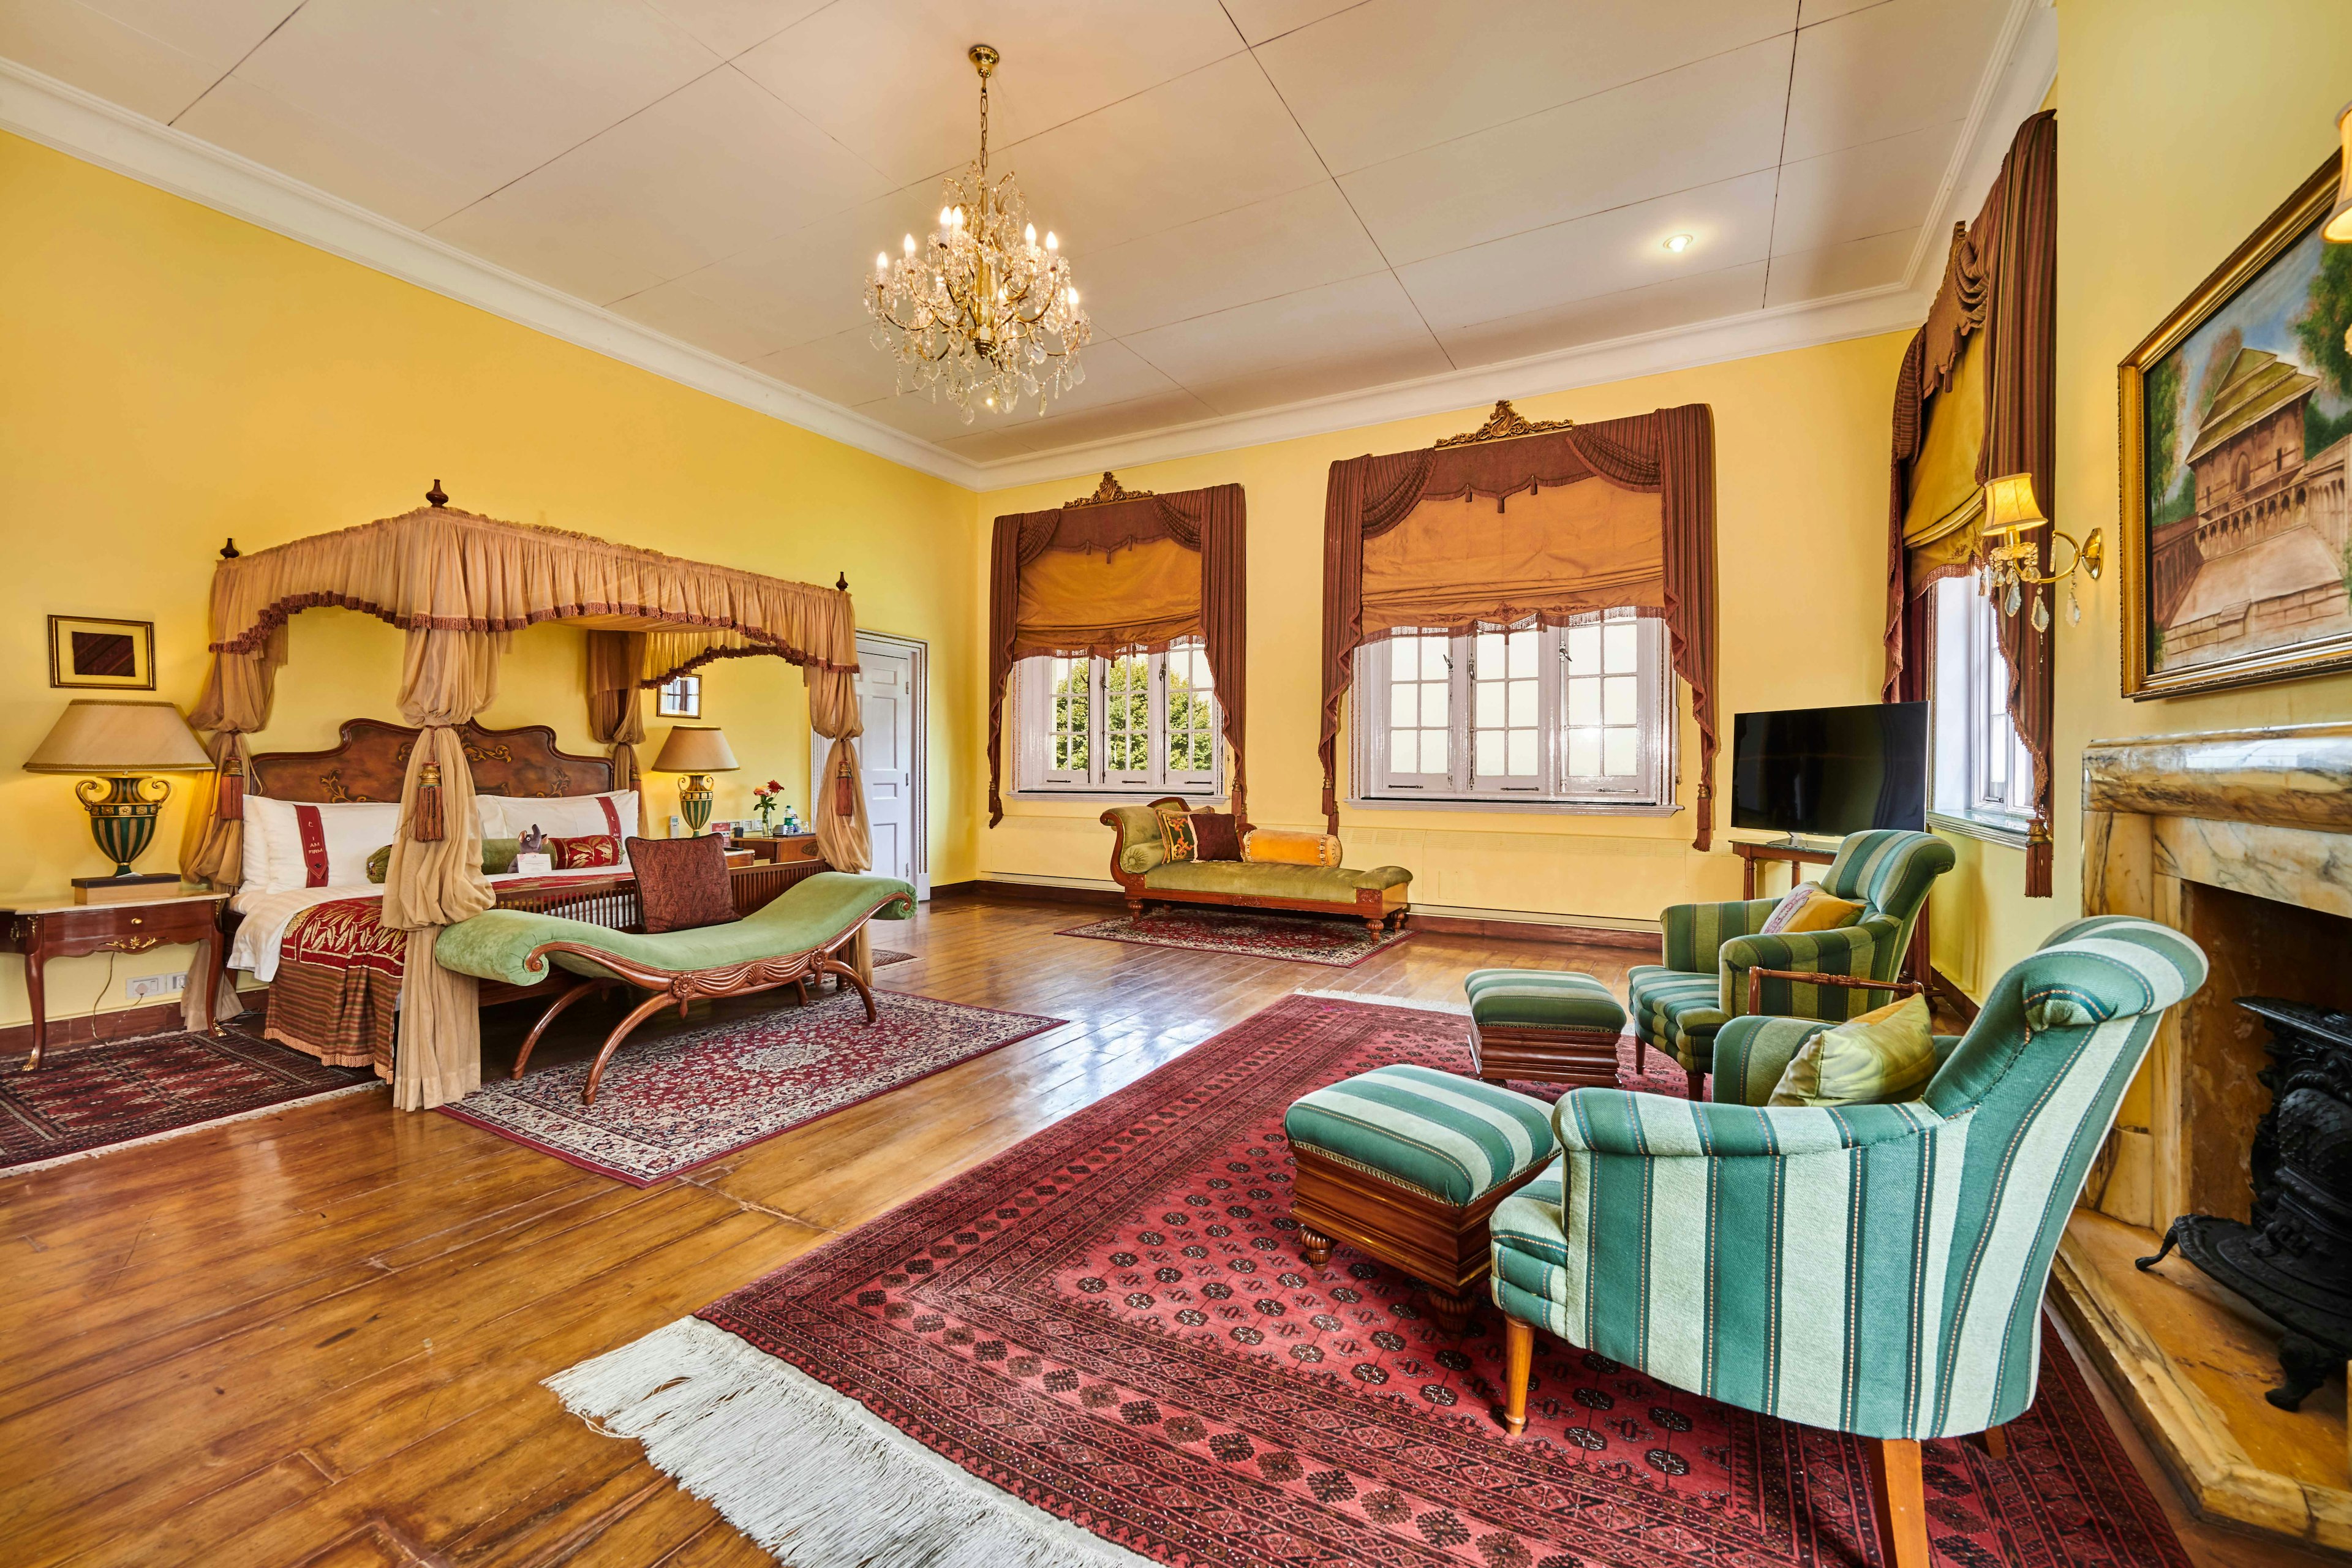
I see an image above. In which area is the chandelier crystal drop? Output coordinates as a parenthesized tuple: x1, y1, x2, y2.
(865, 44, 1091, 421)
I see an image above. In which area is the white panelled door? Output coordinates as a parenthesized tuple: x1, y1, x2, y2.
(815, 633, 925, 897)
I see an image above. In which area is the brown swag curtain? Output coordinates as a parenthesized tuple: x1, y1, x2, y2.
(1319, 405, 1719, 845)
(986, 481, 1246, 824)
(185, 504, 862, 1109)
(1884, 110, 2057, 895)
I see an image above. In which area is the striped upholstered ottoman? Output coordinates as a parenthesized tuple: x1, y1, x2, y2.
(1283, 1065, 1558, 1334)
(1464, 968, 1633, 1088)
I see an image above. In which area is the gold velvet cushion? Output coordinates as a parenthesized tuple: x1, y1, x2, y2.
(1767, 993, 1937, 1107)
(1760, 880, 1865, 935)
(625, 834, 737, 934)
(1241, 828, 1343, 867)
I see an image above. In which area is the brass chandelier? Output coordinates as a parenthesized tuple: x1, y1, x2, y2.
(865, 44, 1091, 421)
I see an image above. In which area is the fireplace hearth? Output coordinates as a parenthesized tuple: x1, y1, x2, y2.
(2138, 997, 2352, 1410)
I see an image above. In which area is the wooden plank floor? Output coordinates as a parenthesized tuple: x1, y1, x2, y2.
(0, 894, 2322, 1567)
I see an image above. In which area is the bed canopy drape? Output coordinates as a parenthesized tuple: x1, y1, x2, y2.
(986, 475, 1247, 824)
(1883, 110, 2057, 896)
(181, 501, 867, 1110)
(1319, 402, 1719, 845)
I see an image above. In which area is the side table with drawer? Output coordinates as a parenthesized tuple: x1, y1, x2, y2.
(0, 891, 227, 1070)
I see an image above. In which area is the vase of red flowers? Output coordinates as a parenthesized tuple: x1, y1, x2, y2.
(752, 779, 784, 833)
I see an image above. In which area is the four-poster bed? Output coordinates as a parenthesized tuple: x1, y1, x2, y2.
(182, 496, 875, 1110)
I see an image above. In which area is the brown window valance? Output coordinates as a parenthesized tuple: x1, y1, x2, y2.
(986, 478, 1246, 824)
(1319, 403, 1719, 845)
(1883, 110, 2056, 896)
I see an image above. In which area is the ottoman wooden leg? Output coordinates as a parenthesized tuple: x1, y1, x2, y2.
(1424, 1284, 1476, 1336)
(1635, 1035, 1647, 1074)
(1299, 1226, 1334, 1267)
(1501, 1316, 1533, 1436)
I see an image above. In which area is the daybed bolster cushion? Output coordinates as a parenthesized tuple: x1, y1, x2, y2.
(435, 870, 916, 987)
(1140, 861, 1411, 899)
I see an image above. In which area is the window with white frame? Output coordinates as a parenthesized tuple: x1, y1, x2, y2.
(1015, 639, 1221, 796)
(1929, 575, 2034, 825)
(1351, 611, 1675, 807)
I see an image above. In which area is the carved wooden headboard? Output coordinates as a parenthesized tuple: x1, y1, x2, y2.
(249, 720, 616, 803)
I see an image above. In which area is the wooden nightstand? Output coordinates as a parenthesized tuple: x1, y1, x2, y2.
(0, 891, 227, 1070)
(728, 833, 823, 865)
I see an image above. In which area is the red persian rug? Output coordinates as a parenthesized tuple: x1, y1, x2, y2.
(0, 1019, 377, 1175)
(551, 993, 2186, 1568)
(443, 987, 1065, 1185)
(1061, 907, 1413, 967)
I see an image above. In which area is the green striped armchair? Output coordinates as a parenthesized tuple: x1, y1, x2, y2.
(1492, 915, 2207, 1567)
(1628, 829, 1954, 1096)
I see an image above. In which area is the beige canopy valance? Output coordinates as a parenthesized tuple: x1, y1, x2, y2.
(181, 502, 870, 1112)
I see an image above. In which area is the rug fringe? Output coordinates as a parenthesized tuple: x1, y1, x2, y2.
(547, 1317, 1158, 1568)
(3, 1080, 385, 1180)
(1291, 987, 1470, 1016)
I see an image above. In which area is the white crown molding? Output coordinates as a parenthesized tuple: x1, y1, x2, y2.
(2, 3, 2057, 502)
(0, 57, 986, 489)
(1899, 0, 2059, 292)
(968, 281, 1934, 489)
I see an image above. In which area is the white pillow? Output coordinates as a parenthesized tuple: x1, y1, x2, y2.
(239, 796, 274, 891)
(489, 791, 639, 864)
(243, 797, 402, 890)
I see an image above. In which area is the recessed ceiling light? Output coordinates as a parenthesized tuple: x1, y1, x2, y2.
(1662, 233, 1695, 254)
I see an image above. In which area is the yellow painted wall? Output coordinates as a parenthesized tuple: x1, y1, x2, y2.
(0, 131, 979, 1029)
(1926, 0, 2352, 997)
(976, 333, 1911, 922)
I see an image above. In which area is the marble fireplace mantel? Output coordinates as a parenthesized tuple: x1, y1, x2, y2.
(2057, 721, 2352, 1549)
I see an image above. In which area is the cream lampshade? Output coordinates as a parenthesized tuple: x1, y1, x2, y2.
(652, 725, 737, 834)
(24, 699, 214, 884)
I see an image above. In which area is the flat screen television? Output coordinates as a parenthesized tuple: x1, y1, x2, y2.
(1730, 701, 1928, 839)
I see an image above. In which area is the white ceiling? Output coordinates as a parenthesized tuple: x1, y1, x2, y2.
(1, 0, 2037, 476)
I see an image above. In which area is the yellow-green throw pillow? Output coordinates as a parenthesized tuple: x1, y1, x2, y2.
(365, 838, 521, 884)
(1768, 993, 1937, 1107)
(1760, 880, 1866, 934)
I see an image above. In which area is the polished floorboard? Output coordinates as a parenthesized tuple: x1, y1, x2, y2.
(0, 894, 2322, 1567)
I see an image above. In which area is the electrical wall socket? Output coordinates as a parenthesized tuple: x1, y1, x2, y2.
(125, 973, 186, 1002)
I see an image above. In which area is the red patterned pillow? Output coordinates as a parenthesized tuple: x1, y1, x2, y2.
(626, 835, 736, 933)
(549, 833, 620, 870)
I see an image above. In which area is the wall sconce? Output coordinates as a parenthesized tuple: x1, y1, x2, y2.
(1980, 473, 2102, 631)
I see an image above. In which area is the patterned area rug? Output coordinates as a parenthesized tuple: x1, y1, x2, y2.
(551, 993, 2185, 1567)
(1, 1020, 377, 1175)
(1061, 907, 1412, 967)
(443, 987, 1064, 1185)
(873, 949, 917, 967)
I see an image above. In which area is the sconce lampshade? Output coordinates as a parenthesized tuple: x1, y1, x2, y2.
(652, 725, 738, 774)
(2329, 101, 2352, 244)
(1981, 472, 2047, 535)
(24, 699, 213, 774)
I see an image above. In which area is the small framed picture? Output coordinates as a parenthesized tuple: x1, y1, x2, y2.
(48, 616, 155, 690)
(655, 674, 701, 718)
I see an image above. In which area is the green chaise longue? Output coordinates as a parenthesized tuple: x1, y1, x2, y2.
(437, 870, 918, 1104)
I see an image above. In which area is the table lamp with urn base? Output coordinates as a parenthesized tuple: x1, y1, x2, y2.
(24, 699, 216, 903)
(652, 725, 738, 834)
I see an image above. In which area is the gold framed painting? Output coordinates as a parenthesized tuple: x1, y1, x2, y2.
(47, 616, 155, 690)
(2120, 154, 2352, 698)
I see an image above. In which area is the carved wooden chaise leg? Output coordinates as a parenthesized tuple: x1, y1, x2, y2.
(583, 990, 688, 1106)
(815, 955, 878, 1022)
(511, 978, 616, 1079)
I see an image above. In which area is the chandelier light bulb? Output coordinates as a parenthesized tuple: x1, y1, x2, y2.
(862, 43, 1092, 421)
(875, 252, 888, 271)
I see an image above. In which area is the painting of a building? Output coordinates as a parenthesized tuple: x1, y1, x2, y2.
(2150, 346, 2351, 666)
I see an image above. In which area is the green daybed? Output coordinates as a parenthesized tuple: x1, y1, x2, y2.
(438, 870, 916, 1103)
(1101, 797, 1412, 932)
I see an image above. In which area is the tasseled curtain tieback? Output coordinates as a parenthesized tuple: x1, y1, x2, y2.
(413, 760, 446, 842)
